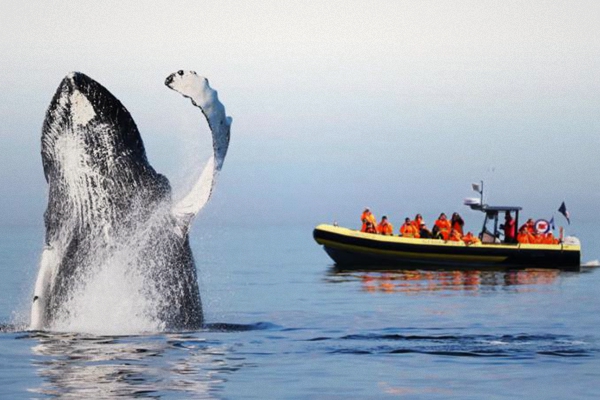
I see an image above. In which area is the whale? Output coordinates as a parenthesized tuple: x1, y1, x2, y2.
(30, 70, 231, 332)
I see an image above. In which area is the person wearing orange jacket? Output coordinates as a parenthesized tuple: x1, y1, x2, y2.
(411, 214, 424, 231)
(541, 232, 559, 245)
(361, 208, 377, 233)
(377, 216, 394, 236)
(448, 228, 462, 242)
(519, 218, 535, 234)
(462, 231, 481, 245)
(450, 213, 465, 236)
(517, 226, 535, 244)
(433, 213, 451, 240)
(400, 218, 420, 238)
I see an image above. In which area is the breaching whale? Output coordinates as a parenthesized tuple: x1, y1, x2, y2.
(30, 71, 231, 332)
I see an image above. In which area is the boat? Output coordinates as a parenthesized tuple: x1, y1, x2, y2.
(313, 187, 581, 271)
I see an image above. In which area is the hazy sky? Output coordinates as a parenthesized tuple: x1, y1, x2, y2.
(1, 0, 599, 232)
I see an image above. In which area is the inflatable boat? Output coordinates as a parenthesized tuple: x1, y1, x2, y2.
(313, 224, 581, 271)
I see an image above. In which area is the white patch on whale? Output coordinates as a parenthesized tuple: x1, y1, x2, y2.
(71, 90, 96, 126)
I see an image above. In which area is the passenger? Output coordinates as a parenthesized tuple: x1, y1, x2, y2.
(519, 218, 535, 234)
(502, 212, 516, 243)
(451, 213, 465, 236)
(542, 232, 559, 245)
(517, 226, 534, 244)
(448, 228, 462, 242)
(400, 217, 420, 238)
(377, 216, 394, 236)
(360, 208, 377, 234)
(419, 223, 433, 239)
(411, 214, 424, 231)
(433, 213, 451, 240)
(462, 231, 481, 245)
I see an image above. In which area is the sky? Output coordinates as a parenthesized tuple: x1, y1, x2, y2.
(0, 0, 599, 233)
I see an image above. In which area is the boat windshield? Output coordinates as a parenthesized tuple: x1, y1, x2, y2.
(473, 206, 521, 244)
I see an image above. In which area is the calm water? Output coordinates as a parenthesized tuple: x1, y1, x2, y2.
(1, 221, 599, 399)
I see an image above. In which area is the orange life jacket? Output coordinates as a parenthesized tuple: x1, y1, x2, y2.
(538, 233, 558, 245)
(519, 222, 535, 234)
(401, 223, 419, 238)
(411, 217, 423, 231)
(462, 232, 480, 245)
(452, 221, 464, 236)
(377, 221, 394, 235)
(517, 232, 534, 244)
(448, 229, 462, 241)
(361, 212, 377, 233)
(435, 219, 451, 240)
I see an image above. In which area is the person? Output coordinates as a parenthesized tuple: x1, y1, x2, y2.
(400, 217, 420, 238)
(502, 212, 516, 243)
(541, 232, 559, 245)
(451, 213, 464, 236)
(517, 226, 534, 244)
(448, 228, 462, 242)
(419, 223, 433, 239)
(411, 214, 424, 231)
(433, 213, 451, 240)
(360, 208, 377, 233)
(462, 231, 481, 245)
(519, 218, 535, 234)
(377, 216, 394, 236)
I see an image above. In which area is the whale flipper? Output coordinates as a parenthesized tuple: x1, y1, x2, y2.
(165, 71, 232, 228)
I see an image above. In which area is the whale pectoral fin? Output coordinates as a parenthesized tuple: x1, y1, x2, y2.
(165, 71, 231, 232)
(172, 155, 216, 231)
(164, 71, 232, 166)
(30, 246, 59, 331)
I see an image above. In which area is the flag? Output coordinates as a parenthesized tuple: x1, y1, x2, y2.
(558, 202, 570, 225)
(549, 216, 555, 230)
(472, 183, 481, 193)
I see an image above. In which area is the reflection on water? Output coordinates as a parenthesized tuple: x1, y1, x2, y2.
(22, 331, 248, 398)
(326, 269, 563, 294)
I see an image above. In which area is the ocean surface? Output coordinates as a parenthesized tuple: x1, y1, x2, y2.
(1, 221, 599, 399)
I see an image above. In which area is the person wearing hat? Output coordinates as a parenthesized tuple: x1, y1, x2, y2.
(377, 215, 394, 236)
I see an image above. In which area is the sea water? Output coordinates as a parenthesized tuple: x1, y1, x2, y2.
(1, 221, 599, 399)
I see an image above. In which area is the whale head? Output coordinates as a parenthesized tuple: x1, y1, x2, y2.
(41, 72, 170, 237)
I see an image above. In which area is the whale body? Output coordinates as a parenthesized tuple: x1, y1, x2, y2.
(30, 71, 231, 332)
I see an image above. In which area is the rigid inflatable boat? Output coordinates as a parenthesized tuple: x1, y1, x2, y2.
(313, 224, 580, 271)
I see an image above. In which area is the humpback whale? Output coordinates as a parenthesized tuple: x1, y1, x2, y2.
(30, 70, 231, 332)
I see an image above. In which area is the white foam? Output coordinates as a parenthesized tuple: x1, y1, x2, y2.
(52, 249, 164, 335)
(582, 259, 600, 267)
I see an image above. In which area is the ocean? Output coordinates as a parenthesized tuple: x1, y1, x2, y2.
(1, 221, 599, 399)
